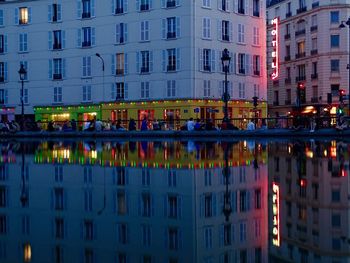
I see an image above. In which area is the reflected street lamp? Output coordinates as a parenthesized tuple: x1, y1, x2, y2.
(221, 49, 231, 123)
(95, 53, 105, 102)
(18, 64, 26, 131)
(222, 143, 232, 222)
(339, 19, 350, 116)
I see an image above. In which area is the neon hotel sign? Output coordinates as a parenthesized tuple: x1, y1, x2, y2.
(272, 182, 280, 247)
(271, 18, 279, 80)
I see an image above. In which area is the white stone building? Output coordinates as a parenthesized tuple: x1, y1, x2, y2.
(0, 0, 266, 122)
(267, 0, 350, 117)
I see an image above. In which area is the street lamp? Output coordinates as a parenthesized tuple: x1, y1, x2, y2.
(339, 18, 350, 116)
(18, 64, 26, 131)
(95, 53, 105, 101)
(222, 142, 232, 222)
(221, 49, 231, 123)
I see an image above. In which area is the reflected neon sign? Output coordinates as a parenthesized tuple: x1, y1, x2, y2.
(272, 182, 280, 246)
(271, 18, 279, 80)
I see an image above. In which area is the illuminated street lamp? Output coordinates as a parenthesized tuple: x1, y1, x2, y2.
(95, 53, 105, 101)
(339, 19, 350, 116)
(221, 49, 231, 123)
(18, 64, 26, 131)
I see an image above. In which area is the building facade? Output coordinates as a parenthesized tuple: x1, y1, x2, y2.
(267, 0, 350, 117)
(0, 0, 267, 124)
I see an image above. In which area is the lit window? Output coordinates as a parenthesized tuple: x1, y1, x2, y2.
(19, 7, 29, 24)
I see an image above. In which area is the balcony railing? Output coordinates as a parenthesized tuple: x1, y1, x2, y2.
(311, 73, 318, 79)
(254, 70, 260, 76)
(116, 69, 124, 75)
(285, 55, 291, 61)
(285, 99, 291, 105)
(0, 48, 4, 54)
(238, 68, 245, 74)
(296, 6, 307, 14)
(222, 35, 229, 41)
(167, 65, 176, 71)
(285, 78, 291, 84)
(311, 97, 319, 103)
(82, 12, 91, 18)
(286, 12, 292, 18)
(167, 32, 176, 39)
(53, 43, 62, 50)
(203, 65, 211, 72)
(82, 41, 91, 47)
(115, 7, 124, 14)
(284, 34, 291, 40)
(166, 0, 176, 8)
(53, 73, 62, 80)
(310, 25, 318, 32)
(296, 52, 306, 59)
(0, 76, 4, 82)
(253, 11, 260, 17)
(296, 76, 306, 82)
(312, 2, 319, 8)
(273, 101, 279, 106)
(140, 67, 149, 73)
(295, 29, 306, 37)
(238, 8, 245, 14)
(310, 49, 318, 55)
(119, 37, 124, 44)
(140, 4, 149, 11)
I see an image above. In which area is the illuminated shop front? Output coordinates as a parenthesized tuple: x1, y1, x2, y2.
(0, 107, 15, 122)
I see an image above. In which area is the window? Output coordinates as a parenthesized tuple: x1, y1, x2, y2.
(116, 82, 125, 100)
(140, 21, 149, 41)
(84, 220, 94, 240)
(168, 227, 180, 250)
(111, 82, 128, 100)
(162, 17, 180, 39)
(254, 84, 260, 97)
(167, 80, 176, 97)
(80, 27, 95, 47)
(286, 23, 291, 35)
(238, 0, 245, 14)
(114, 0, 128, 14)
(202, 0, 210, 8)
(331, 190, 340, 202)
(49, 58, 65, 80)
(286, 2, 291, 16)
(299, 0, 306, 9)
(116, 23, 128, 44)
(117, 223, 128, 244)
(0, 62, 7, 82)
(285, 45, 291, 57)
(202, 49, 214, 72)
(164, 48, 179, 71)
(54, 87, 62, 103)
(221, 20, 231, 41)
(332, 214, 341, 228)
(48, 4, 62, 22)
(137, 0, 151, 11)
(204, 80, 211, 97)
(253, 55, 260, 75)
(0, 10, 3, 26)
(330, 11, 339, 24)
(162, 0, 180, 8)
(311, 15, 317, 26)
(0, 89, 8, 104)
(238, 24, 245, 43)
(331, 35, 340, 48)
(141, 82, 150, 98)
(50, 30, 65, 50)
(297, 64, 306, 79)
(253, 27, 259, 45)
(253, 0, 260, 16)
(116, 53, 126, 75)
(219, 0, 229, 11)
(142, 225, 151, 247)
(331, 60, 340, 72)
(142, 170, 150, 186)
(77, 0, 95, 18)
(0, 35, 7, 53)
(55, 218, 64, 239)
(312, 62, 317, 75)
(238, 53, 246, 74)
(331, 84, 340, 96)
(202, 18, 211, 39)
(138, 50, 152, 73)
(17, 7, 30, 25)
(19, 33, 28, 52)
(239, 221, 247, 241)
(0, 215, 7, 234)
(311, 37, 317, 51)
(82, 57, 91, 77)
(204, 227, 212, 249)
(84, 189, 93, 211)
(54, 188, 64, 209)
(82, 85, 92, 102)
(297, 41, 305, 55)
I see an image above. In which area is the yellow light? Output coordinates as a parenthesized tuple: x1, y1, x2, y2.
(23, 244, 31, 262)
(323, 150, 328, 157)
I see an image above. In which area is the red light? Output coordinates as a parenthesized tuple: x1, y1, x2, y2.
(341, 169, 347, 177)
(298, 83, 304, 89)
(300, 179, 307, 187)
(340, 89, 346, 95)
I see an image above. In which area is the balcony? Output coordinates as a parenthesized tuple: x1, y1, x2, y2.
(310, 49, 318, 55)
(311, 73, 318, 79)
(167, 32, 176, 39)
(285, 100, 291, 105)
(119, 37, 124, 44)
(0, 76, 4, 82)
(222, 35, 229, 41)
(140, 4, 149, 11)
(311, 97, 319, 103)
(253, 11, 260, 17)
(285, 78, 291, 84)
(295, 29, 306, 37)
(53, 43, 62, 50)
(285, 55, 291, 61)
(238, 8, 245, 14)
(238, 68, 245, 74)
(312, 2, 319, 8)
(296, 76, 306, 82)
(116, 69, 124, 75)
(296, 52, 306, 59)
(296, 6, 307, 14)
(203, 65, 211, 72)
(284, 34, 291, 40)
(0, 48, 4, 54)
(310, 25, 318, 32)
(115, 7, 124, 14)
(140, 67, 149, 73)
(166, 0, 176, 8)
(167, 65, 176, 71)
(82, 12, 91, 19)
(286, 12, 292, 18)
(254, 70, 260, 76)
(273, 101, 279, 106)
(52, 15, 58, 22)
(82, 41, 91, 47)
(53, 73, 62, 80)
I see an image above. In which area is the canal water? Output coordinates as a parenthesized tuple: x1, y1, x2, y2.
(0, 139, 349, 263)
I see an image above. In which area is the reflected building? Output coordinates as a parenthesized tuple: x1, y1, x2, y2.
(0, 140, 268, 263)
(268, 140, 350, 263)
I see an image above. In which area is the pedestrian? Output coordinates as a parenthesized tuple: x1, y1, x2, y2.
(194, 118, 203, 131)
(141, 117, 148, 131)
(187, 118, 195, 131)
(95, 119, 103, 131)
(128, 118, 136, 131)
(247, 119, 255, 130)
(152, 119, 160, 130)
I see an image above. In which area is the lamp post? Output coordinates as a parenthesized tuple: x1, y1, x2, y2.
(95, 53, 105, 102)
(222, 142, 232, 222)
(339, 19, 350, 116)
(18, 64, 26, 131)
(221, 49, 231, 123)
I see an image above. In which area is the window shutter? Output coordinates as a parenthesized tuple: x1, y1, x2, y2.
(124, 24, 128, 42)
(229, 22, 233, 42)
(3, 62, 7, 81)
(111, 83, 115, 100)
(116, 24, 120, 43)
(217, 0, 221, 10)
(234, 53, 238, 74)
(62, 31, 66, 48)
(136, 52, 140, 73)
(226, 0, 229, 10)
(199, 48, 203, 71)
(245, 54, 250, 75)
(48, 31, 52, 50)
(91, 28, 96, 46)
(91, 0, 95, 16)
(219, 225, 224, 247)
(0, 10, 3, 26)
(77, 0, 82, 18)
(176, 0, 180, 6)
(233, 0, 237, 12)
(28, 8, 32, 24)
(250, 55, 253, 75)
(124, 83, 128, 99)
(176, 48, 180, 71)
(229, 81, 233, 97)
(162, 50, 166, 72)
(124, 53, 128, 74)
(199, 195, 204, 217)
(111, 54, 115, 75)
(136, 0, 140, 11)
(150, 0, 153, 9)
(62, 59, 66, 78)
(177, 196, 182, 219)
(161, 19, 166, 39)
(245, 0, 249, 15)
(212, 194, 217, 216)
(217, 20, 222, 41)
(176, 17, 180, 38)
(217, 50, 222, 72)
(4, 35, 7, 52)
(49, 59, 52, 79)
(57, 4, 62, 21)
(77, 29, 81, 47)
(211, 50, 216, 72)
(111, 0, 115, 14)
(161, 0, 165, 8)
(123, 0, 128, 13)
(15, 8, 19, 25)
(249, 0, 253, 16)
(149, 51, 153, 72)
(4, 90, 8, 104)
(48, 5, 52, 22)
(229, 51, 234, 73)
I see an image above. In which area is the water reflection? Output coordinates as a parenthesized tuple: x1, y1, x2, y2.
(0, 139, 349, 263)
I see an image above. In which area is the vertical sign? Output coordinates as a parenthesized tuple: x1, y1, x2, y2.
(272, 182, 280, 246)
(271, 18, 279, 80)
